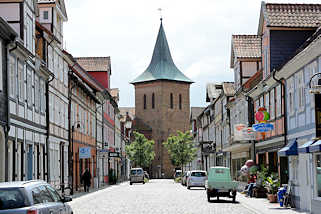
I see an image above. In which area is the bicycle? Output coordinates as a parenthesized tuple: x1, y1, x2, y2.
(283, 182, 295, 208)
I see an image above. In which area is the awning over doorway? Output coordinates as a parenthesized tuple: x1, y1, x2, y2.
(298, 140, 316, 153)
(278, 140, 298, 156)
(309, 140, 321, 153)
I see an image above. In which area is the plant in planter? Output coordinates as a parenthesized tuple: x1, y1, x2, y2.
(264, 173, 280, 203)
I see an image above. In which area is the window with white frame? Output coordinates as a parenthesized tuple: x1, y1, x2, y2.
(40, 79, 45, 113)
(288, 77, 294, 115)
(265, 92, 269, 114)
(311, 61, 317, 108)
(63, 61, 68, 87)
(92, 115, 95, 138)
(35, 74, 40, 111)
(25, 14, 33, 53)
(0, 40, 2, 91)
(297, 71, 305, 110)
(9, 54, 16, 98)
(260, 96, 264, 108)
(264, 48, 268, 78)
(276, 85, 282, 117)
(27, 67, 32, 108)
(270, 88, 275, 120)
(18, 60, 24, 102)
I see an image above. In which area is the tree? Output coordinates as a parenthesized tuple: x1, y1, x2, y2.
(125, 131, 155, 168)
(163, 131, 197, 174)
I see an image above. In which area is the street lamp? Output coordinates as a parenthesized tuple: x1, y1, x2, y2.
(309, 72, 321, 94)
(70, 121, 82, 195)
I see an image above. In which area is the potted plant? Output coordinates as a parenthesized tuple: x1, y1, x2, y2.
(264, 173, 280, 203)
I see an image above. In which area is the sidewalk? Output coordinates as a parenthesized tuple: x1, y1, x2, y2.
(70, 181, 128, 199)
(237, 193, 308, 214)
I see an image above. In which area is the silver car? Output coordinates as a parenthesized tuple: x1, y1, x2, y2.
(187, 170, 207, 190)
(130, 168, 145, 185)
(0, 180, 73, 214)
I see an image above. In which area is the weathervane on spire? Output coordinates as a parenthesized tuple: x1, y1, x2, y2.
(158, 8, 163, 22)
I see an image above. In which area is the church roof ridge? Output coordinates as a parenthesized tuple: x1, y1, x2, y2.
(131, 21, 193, 84)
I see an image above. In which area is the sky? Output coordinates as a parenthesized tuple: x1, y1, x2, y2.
(64, 0, 321, 108)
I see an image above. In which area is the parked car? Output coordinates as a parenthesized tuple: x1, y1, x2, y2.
(130, 168, 145, 185)
(0, 180, 73, 214)
(181, 171, 191, 186)
(206, 166, 238, 202)
(173, 170, 182, 179)
(144, 171, 150, 180)
(187, 170, 207, 189)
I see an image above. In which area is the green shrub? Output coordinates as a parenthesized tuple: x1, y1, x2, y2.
(144, 177, 149, 183)
(175, 177, 182, 183)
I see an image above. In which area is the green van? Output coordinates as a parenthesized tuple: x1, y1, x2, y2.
(205, 167, 238, 202)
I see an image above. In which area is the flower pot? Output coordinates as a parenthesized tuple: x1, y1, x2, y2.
(267, 193, 278, 203)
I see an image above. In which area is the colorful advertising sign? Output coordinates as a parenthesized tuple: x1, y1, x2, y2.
(234, 124, 256, 141)
(252, 123, 274, 132)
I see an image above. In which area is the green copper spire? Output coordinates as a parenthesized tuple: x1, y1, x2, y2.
(131, 20, 193, 84)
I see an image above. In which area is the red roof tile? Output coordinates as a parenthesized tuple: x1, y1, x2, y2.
(264, 3, 321, 28)
(232, 35, 261, 58)
(76, 57, 111, 73)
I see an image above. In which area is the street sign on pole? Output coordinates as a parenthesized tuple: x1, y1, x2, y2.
(252, 123, 274, 132)
(98, 149, 109, 158)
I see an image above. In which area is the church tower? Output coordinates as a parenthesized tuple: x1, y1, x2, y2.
(131, 20, 193, 178)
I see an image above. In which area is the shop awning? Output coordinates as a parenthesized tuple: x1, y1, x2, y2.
(298, 140, 316, 153)
(309, 140, 321, 153)
(278, 140, 298, 156)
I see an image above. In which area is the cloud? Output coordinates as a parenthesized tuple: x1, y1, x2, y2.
(64, 0, 321, 107)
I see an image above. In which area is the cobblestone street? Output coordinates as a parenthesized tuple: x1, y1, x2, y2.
(68, 179, 257, 214)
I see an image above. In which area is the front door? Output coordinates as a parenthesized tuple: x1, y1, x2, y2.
(299, 154, 312, 212)
(27, 145, 33, 180)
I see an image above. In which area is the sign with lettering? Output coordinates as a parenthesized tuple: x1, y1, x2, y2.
(234, 124, 256, 140)
(98, 149, 109, 157)
(252, 123, 274, 132)
(79, 147, 91, 159)
(109, 152, 120, 158)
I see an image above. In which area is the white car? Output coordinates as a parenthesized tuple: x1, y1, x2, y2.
(187, 170, 207, 190)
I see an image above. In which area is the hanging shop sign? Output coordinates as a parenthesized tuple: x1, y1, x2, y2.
(109, 152, 120, 158)
(255, 107, 270, 122)
(252, 123, 274, 132)
(234, 124, 256, 141)
(253, 107, 274, 133)
(79, 147, 91, 159)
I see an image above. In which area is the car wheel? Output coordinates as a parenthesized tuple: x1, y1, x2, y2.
(143, 181, 145, 184)
(187, 185, 190, 190)
(207, 193, 211, 202)
(130, 182, 132, 185)
(217, 196, 219, 201)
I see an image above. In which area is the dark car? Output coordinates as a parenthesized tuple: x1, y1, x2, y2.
(0, 180, 73, 214)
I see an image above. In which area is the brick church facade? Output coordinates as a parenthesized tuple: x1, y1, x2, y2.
(131, 20, 193, 178)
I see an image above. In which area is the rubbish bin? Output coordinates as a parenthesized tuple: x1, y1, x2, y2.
(277, 187, 287, 207)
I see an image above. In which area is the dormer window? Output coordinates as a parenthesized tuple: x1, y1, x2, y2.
(44, 11, 49, 20)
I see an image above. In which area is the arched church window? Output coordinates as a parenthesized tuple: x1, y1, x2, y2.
(152, 93, 155, 109)
(170, 93, 173, 109)
(144, 94, 147, 109)
(179, 94, 182, 110)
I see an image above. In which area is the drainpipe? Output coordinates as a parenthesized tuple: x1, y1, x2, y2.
(46, 74, 54, 184)
(272, 69, 287, 146)
(67, 64, 76, 195)
(6, 43, 17, 181)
